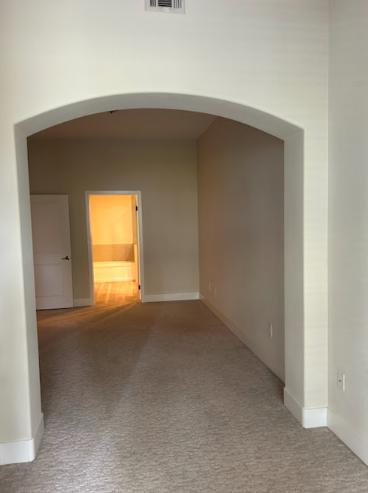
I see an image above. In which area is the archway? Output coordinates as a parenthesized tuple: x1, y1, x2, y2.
(11, 93, 305, 464)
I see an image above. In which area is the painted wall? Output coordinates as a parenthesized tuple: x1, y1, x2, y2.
(198, 119, 284, 380)
(90, 194, 134, 246)
(328, 0, 368, 465)
(90, 194, 136, 265)
(28, 138, 199, 300)
(0, 0, 328, 458)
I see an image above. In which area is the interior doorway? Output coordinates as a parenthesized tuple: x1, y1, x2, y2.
(86, 191, 143, 306)
(4, 93, 308, 468)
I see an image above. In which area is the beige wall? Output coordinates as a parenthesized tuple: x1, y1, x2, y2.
(90, 194, 136, 263)
(90, 194, 134, 245)
(28, 138, 199, 300)
(1, 0, 330, 455)
(198, 119, 284, 380)
(328, 0, 368, 464)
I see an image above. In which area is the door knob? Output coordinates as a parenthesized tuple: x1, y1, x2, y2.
(61, 256, 71, 260)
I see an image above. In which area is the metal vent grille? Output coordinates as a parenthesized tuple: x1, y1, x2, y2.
(146, 0, 185, 13)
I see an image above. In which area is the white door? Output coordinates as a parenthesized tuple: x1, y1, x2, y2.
(31, 195, 73, 309)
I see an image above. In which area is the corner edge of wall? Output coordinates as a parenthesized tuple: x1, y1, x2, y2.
(0, 413, 44, 466)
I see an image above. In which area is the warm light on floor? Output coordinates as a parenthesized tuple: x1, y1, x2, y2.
(94, 281, 138, 306)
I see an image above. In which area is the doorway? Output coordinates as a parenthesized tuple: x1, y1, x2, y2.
(86, 191, 143, 306)
(4, 93, 308, 467)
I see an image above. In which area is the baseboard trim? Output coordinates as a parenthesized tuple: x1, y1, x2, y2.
(284, 388, 327, 428)
(303, 406, 328, 429)
(201, 296, 242, 338)
(201, 295, 285, 381)
(143, 292, 199, 303)
(0, 414, 44, 466)
(284, 388, 303, 424)
(74, 298, 93, 307)
(202, 296, 327, 430)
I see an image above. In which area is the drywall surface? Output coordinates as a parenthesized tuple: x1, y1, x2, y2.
(28, 139, 199, 299)
(90, 194, 136, 263)
(328, 0, 368, 464)
(198, 119, 284, 380)
(0, 0, 328, 455)
(90, 194, 135, 246)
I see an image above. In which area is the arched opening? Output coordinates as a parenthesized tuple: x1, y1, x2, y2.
(13, 93, 304, 463)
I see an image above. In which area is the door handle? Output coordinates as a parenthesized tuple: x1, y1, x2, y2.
(61, 256, 71, 261)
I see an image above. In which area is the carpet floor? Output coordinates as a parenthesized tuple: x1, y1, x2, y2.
(1, 300, 368, 492)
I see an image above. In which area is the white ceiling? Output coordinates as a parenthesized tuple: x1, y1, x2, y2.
(30, 109, 216, 141)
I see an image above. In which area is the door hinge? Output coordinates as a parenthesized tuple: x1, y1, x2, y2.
(136, 205, 138, 211)
(138, 284, 141, 290)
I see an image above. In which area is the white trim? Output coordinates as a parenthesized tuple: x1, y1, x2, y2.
(143, 292, 199, 303)
(74, 298, 93, 307)
(201, 295, 286, 381)
(303, 407, 328, 429)
(284, 388, 327, 428)
(202, 298, 327, 430)
(201, 296, 244, 340)
(85, 192, 96, 305)
(0, 414, 44, 466)
(284, 388, 303, 423)
(85, 191, 145, 303)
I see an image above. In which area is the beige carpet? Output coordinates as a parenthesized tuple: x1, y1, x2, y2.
(1, 301, 368, 492)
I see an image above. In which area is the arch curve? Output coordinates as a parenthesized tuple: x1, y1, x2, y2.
(16, 92, 302, 141)
(14, 92, 304, 460)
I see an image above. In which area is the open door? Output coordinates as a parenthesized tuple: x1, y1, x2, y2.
(30, 195, 73, 309)
(88, 192, 142, 305)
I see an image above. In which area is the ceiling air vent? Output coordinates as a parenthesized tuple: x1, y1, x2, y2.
(146, 0, 185, 14)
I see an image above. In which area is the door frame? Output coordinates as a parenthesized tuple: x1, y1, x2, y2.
(85, 190, 144, 304)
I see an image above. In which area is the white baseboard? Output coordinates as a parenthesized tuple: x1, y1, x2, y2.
(74, 298, 93, 307)
(201, 295, 285, 381)
(0, 414, 44, 466)
(284, 388, 327, 428)
(328, 409, 368, 465)
(201, 295, 245, 341)
(202, 296, 327, 430)
(284, 388, 303, 424)
(303, 407, 328, 429)
(143, 292, 199, 303)
(201, 296, 242, 337)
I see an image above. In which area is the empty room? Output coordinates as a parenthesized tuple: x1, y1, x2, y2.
(1, 1, 368, 492)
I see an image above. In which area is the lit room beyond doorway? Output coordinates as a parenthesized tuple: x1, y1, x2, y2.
(88, 193, 141, 306)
